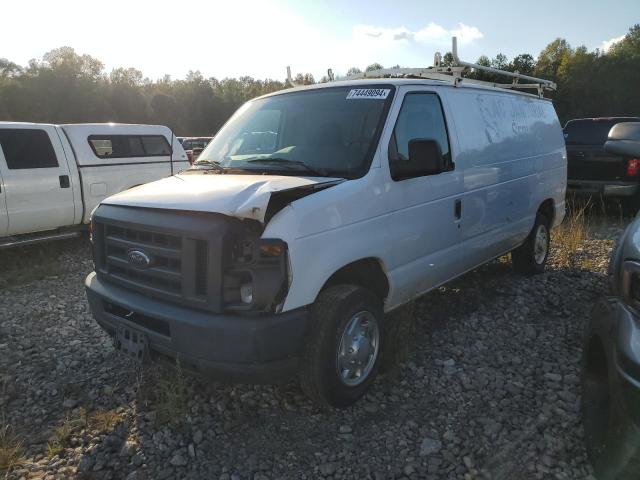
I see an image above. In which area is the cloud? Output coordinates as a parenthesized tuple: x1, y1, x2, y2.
(600, 34, 625, 52)
(353, 22, 483, 46)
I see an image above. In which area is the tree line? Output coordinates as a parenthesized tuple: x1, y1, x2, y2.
(0, 25, 638, 135)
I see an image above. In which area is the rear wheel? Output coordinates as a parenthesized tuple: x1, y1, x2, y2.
(300, 285, 384, 408)
(512, 213, 550, 275)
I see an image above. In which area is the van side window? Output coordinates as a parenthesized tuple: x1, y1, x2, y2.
(0, 129, 59, 169)
(88, 135, 170, 159)
(389, 93, 451, 179)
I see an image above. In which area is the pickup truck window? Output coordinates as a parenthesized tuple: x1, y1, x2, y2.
(564, 118, 640, 146)
(88, 135, 171, 159)
(195, 85, 395, 178)
(0, 129, 58, 169)
(389, 93, 451, 173)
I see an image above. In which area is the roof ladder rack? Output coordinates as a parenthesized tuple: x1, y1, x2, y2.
(342, 37, 556, 97)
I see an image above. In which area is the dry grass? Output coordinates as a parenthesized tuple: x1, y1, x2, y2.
(553, 202, 590, 269)
(46, 407, 122, 458)
(46, 414, 84, 458)
(89, 409, 121, 432)
(0, 420, 24, 475)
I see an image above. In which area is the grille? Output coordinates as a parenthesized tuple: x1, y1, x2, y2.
(103, 224, 184, 298)
(92, 206, 236, 313)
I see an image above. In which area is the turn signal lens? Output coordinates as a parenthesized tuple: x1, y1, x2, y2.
(627, 158, 640, 176)
(259, 242, 285, 257)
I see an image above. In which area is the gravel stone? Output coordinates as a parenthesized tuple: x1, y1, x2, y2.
(419, 437, 443, 456)
(1, 220, 623, 479)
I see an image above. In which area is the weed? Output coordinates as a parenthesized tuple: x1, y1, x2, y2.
(137, 361, 189, 427)
(553, 201, 590, 269)
(0, 420, 24, 474)
(89, 409, 120, 432)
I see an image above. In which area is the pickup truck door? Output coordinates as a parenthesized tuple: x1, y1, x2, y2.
(0, 126, 76, 236)
(0, 171, 8, 237)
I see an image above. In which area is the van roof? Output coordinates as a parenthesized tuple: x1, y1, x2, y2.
(259, 77, 552, 101)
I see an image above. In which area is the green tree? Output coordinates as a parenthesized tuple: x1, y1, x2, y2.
(534, 38, 573, 80)
(510, 54, 535, 75)
(365, 63, 383, 72)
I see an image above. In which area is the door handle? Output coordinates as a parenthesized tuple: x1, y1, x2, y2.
(454, 199, 462, 220)
(59, 175, 70, 188)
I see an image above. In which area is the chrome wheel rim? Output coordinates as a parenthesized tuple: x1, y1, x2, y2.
(336, 311, 380, 386)
(534, 224, 549, 264)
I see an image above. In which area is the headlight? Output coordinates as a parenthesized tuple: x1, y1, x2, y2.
(223, 238, 289, 311)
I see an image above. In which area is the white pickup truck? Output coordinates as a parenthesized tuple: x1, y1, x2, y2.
(0, 122, 189, 248)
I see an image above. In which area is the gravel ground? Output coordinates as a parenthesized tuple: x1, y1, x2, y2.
(0, 216, 628, 480)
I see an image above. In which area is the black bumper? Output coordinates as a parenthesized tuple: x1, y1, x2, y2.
(85, 272, 309, 383)
(567, 180, 639, 197)
(615, 302, 640, 425)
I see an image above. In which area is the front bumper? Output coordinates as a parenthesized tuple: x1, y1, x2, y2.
(614, 301, 640, 425)
(85, 272, 309, 383)
(568, 180, 639, 197)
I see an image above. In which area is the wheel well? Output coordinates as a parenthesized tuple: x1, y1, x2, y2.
(538, 198, 555, 225)
(321, 258, 389, 301)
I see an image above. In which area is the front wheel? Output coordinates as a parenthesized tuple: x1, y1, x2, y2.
(512, 213, 550, 275)
(300, 285, 384, 408)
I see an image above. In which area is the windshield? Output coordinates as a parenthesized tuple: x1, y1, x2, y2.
(194, 85, 394, 178)
(564, 118, 640, 146)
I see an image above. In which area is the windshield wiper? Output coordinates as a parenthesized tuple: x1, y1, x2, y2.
(246, 157, 329, 177)
(192, 159, 225, 173)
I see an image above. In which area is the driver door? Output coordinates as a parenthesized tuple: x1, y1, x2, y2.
(384, 88, 465, 300)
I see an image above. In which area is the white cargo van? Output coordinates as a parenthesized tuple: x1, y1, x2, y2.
(85, 43, 567, 407)
(0, 123, 188, 248)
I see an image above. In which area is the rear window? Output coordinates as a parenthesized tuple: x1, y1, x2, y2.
(88, 135, 171, 159)
(0, 129, 58, 169)
(564, 119, 640, 146)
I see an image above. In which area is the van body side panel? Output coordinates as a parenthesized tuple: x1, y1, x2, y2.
(265, 168, 398, 312)
(447, 91, 566, 269)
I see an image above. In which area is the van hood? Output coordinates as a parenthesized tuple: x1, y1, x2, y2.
(102, 173, 343, 223)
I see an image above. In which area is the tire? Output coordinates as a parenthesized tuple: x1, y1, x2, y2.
(512, 212, 550, 275)
(582, 298, 640, 479)
(300, 285, 384, 408)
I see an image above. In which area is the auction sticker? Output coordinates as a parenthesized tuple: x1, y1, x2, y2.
(346, 88, 390, 100)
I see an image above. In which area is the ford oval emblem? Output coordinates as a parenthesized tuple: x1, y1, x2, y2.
(126, 249, 152, 269)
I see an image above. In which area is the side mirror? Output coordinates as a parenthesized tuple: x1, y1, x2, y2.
(604, 122, 640, 157)
(391, 139, 446, 180)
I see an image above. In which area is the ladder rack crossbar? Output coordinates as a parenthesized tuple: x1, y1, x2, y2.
(337, 37, 556, 97)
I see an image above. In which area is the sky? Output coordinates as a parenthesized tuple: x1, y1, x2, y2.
(1, 0, 637, 81)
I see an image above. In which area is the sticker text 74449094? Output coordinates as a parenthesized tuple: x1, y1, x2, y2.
(346, 88, 391, 100)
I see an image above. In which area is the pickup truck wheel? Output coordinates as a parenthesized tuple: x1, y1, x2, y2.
(582, 299, 640, 479)
(300, 285, 383, 408)
(512, 213, 550, 275)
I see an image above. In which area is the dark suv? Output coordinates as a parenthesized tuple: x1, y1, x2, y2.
(582, 123, 640, 478)
(566, 117, 640, 210)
